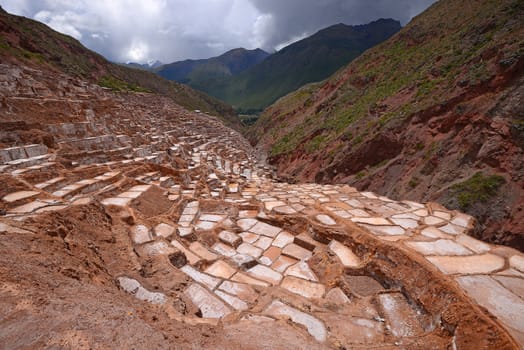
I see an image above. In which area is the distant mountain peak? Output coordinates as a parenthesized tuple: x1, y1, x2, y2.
(123, 60, 163, 71)
(155, 47, 270, 85)
(146, 59, 163, 68)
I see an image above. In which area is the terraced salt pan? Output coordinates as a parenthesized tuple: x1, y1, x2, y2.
(1, 76, 522, 348)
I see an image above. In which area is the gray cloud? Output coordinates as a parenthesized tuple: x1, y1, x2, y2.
(0, 0, 435, 63)
(249, 0, 437, 50)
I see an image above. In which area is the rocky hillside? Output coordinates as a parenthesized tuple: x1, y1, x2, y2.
(250, 0, 524, 250)
(156, 48, 269, 87)
(0, 6, 240, 129)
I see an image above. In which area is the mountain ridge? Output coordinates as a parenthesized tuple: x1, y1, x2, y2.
(156, 19, 401, 113)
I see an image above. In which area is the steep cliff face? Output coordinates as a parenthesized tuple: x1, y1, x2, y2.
(250, 0, 524, 249)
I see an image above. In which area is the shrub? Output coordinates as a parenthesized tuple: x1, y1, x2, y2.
(449, 172, 506, 210)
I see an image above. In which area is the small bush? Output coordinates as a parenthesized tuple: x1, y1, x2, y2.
(355, 170, 367, 180)
(408, 177, 420, 188)
(450, 172, 506, 210)
(305, 134, 327, 153)
(98, 76, 150, 93)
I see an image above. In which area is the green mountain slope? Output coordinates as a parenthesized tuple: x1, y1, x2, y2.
(250, 0, 524, 249)
(207, 18, 401, 112)
(0, 7, 240, 128)
(155, 48, 269, 86)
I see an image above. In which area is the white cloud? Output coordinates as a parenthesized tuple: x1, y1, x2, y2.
(127, 38, 149, 62)
(274, 32, 308, 51)
(34, 10, 83, 39)
(252, 14, 275, 50)
(0, 0, 436, 63)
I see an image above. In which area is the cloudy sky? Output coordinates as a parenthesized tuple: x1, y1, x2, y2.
(1, 0, 435, 64)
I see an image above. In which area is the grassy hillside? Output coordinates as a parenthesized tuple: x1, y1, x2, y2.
(0, 7, 240, 128)
(207, 19, 401, 112)
(251, 0, 524, 249)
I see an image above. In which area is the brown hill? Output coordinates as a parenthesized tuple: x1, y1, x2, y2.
(0, 6, 240, 129)
(250, 0, 524, 250)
